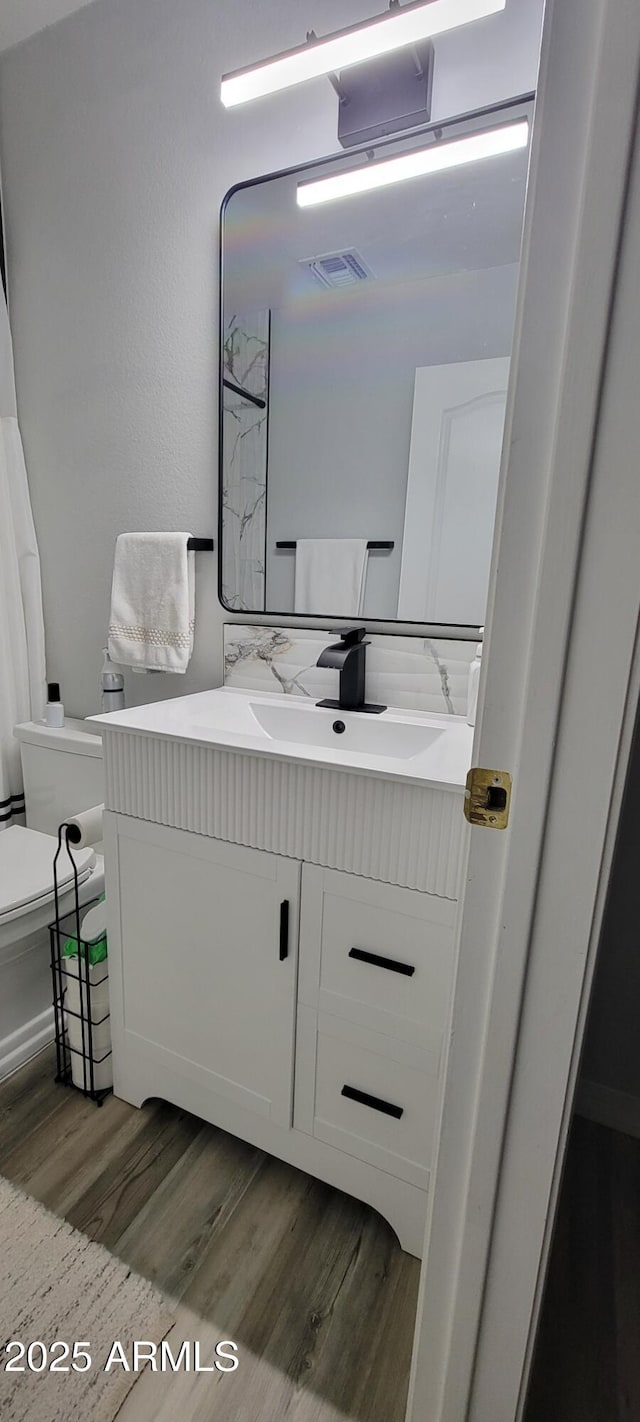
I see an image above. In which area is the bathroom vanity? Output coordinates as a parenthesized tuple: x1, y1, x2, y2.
(92, 84, 527, 1251)
(96, 688, 472, 1256)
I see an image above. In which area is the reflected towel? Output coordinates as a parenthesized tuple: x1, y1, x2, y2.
(294, 539, 368, 617)
(108, 532, 195, 672)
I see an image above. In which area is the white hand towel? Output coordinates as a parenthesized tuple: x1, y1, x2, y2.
(294, 539, 369, 617)
(108, 533, 195, 673)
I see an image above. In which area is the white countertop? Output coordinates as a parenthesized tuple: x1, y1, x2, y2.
(91, 686, 473, 792)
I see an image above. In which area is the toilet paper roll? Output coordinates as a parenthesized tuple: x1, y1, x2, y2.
(65, 803, 104, 848)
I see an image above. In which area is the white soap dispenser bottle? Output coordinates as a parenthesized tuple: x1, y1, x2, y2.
(467, 629, 484, 728)
(45, 682, 64, 728)
(101, 648, 125, 713)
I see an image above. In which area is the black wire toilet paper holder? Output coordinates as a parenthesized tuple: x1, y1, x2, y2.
(49, 822, 112, 1106)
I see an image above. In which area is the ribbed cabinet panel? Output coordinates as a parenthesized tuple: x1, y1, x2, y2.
(103, 732, 466, 897)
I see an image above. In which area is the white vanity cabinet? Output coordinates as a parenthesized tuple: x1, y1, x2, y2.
(97, 693, 471, 1256)
(103, 805, 460, 1257)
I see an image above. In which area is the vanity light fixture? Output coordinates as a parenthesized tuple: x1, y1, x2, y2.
(220, 0, 506, 108)
(296, 117, 529, 206)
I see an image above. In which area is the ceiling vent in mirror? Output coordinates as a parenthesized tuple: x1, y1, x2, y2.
(303, 249, 374, 290)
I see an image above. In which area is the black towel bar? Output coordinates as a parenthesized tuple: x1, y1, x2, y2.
(186, 538, 214, 551)
(275, 540, 393, 551)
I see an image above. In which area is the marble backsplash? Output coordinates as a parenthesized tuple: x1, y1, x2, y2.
(221, 311, 270, 612)
(223, 624, 476, 716)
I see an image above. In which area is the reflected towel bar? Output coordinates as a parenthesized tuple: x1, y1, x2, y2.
(275, 540, 394, 551)
(223, 377, 266, 410)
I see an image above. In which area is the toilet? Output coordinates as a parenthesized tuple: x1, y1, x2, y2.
(0, 719, 105, 1082)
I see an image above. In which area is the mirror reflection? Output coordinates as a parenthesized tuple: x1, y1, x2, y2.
(220, 99, 531, 625)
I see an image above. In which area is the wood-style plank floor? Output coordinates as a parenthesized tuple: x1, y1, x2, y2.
(525, 1115, 640, 1422)
(0, 1048, 419, 1422)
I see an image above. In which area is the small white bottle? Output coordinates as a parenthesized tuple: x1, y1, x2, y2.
(467, 630, 484, 727)
(45, 682, 64, 728)
(101, 648, 125, 713)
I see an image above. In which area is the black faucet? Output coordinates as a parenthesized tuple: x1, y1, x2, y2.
(316, 627, 386, 714)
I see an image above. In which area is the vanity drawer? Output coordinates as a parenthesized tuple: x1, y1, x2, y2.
(311, 1014, 439, 1188)
(299, 864, 457, 1048)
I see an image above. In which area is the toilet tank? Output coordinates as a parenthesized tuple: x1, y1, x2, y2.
(13, 719, 104, 835)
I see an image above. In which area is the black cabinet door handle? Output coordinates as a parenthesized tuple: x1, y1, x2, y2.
(348, 946, 415, 977)
(341, 1084, 404, 1120)
(279, 900, 290, 961)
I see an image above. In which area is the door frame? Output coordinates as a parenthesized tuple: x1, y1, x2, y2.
(408, 1, 640, 1418)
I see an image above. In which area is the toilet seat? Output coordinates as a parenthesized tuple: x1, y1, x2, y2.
(0, 825, 96, 925)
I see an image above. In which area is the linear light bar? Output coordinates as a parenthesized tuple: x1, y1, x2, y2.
(220, 0, 506, 108)
(296, 119, 529, 207)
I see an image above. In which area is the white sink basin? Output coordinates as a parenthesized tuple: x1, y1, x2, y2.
(92, 687, 473, 790)
(250, 699, 444, 760)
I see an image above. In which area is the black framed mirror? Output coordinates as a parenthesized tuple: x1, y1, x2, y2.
(219, 94, 532, 627)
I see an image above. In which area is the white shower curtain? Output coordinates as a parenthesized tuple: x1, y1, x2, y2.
(0, 286, 46, 829)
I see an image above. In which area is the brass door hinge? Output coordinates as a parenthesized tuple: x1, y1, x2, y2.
(464, 768, 512, 829)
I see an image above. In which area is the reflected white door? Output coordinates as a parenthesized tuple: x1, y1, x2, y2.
(398, 358, 510, 625)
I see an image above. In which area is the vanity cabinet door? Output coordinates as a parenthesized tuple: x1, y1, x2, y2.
(112, 817, 300, 1128)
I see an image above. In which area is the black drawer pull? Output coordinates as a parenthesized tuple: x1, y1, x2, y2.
(341, 1084, 404, 1120)
(279, 900, 289, 961)
(349, 946, 415, 977)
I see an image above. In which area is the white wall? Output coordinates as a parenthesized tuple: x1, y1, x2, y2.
(0, 1, 98, 55)
(0, 0, 544, 715)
